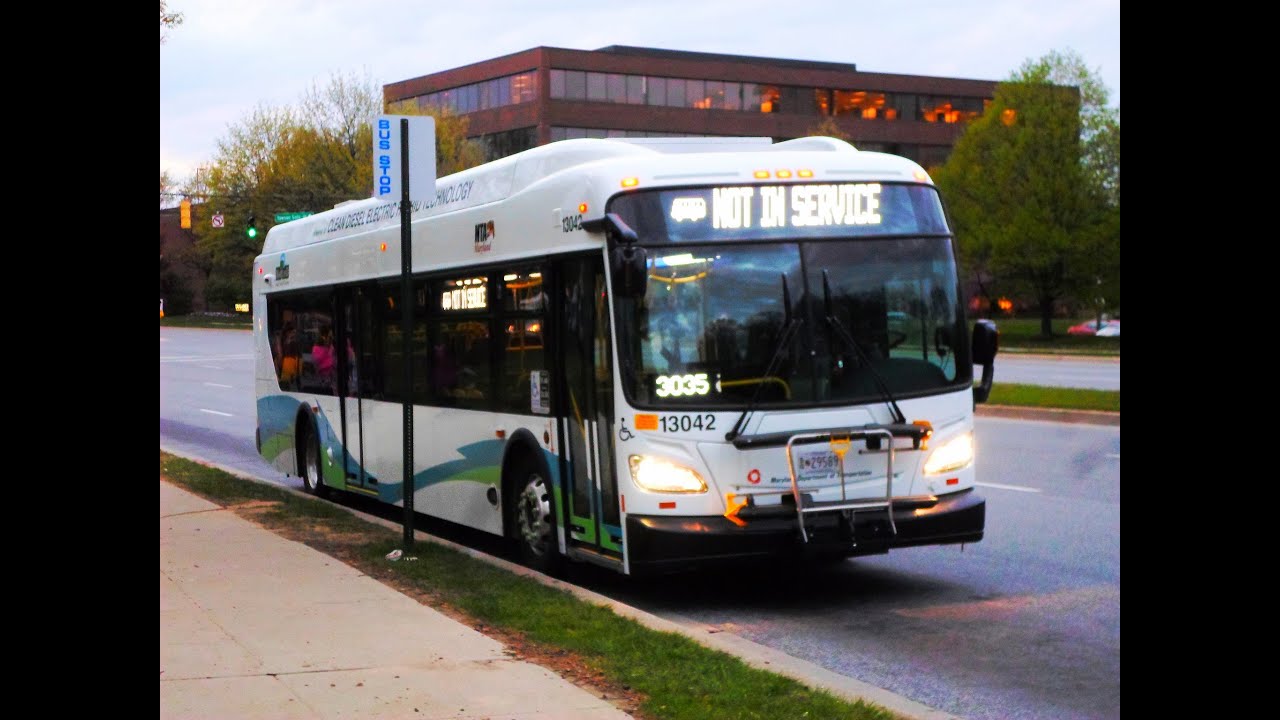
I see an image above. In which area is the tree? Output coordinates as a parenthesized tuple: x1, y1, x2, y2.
(160, 1, 183, 44)
(189, 103, 299, 309)
(934, 49, 1119, 336)
(182, 71, 488, 310)
(161, 170, 176, 208)
(804, 116, 855, 144)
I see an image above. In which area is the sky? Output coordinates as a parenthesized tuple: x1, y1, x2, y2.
(159, 0, 1119, 183)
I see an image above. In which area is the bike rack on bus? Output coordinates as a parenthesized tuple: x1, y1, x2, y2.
(783, 426, 916, 543)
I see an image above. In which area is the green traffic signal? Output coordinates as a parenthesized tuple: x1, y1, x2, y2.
(246, 216, 258, 239)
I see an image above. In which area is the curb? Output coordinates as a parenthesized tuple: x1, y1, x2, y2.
(160, 445, 959, 720)
(976, 404, 1119, 426)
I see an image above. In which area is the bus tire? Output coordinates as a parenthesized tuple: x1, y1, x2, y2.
(511, 458, 559, 574)
(300, 418, 330, 499)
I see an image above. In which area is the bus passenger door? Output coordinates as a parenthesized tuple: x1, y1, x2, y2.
(558, 256, 622, 562)
(338, 287, 373, 490)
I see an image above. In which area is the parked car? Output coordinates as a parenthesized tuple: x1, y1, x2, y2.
(1068, 319, 1120, 336)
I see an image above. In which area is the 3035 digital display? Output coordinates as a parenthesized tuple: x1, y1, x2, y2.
(654, 372, 713, 398)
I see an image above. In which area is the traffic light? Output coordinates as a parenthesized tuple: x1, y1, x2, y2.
(179, 199, 191, 229)
(246, 216, 258, 239)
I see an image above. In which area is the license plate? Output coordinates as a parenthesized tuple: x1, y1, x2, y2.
(796, 449, 840, 481)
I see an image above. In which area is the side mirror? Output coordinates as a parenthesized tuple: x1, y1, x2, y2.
(597, 213, 647, 299)
(971, 319, 998, 404)
(610, 244, 648, 299)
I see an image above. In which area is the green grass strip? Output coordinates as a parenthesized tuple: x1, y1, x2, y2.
(986, 383, 1119, 413)
(160, 451, 897, 720)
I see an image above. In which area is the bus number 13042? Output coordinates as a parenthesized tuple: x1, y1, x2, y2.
(659, 414, 716, 432)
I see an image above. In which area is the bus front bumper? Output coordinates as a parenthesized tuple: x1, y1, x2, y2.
(624, 488, 984, 575)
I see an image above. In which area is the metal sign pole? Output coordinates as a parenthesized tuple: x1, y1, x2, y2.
(399, 118, 415, 550)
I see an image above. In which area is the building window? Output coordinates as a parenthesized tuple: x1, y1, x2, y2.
(477, 127, 537, 161)
(645, 76, 666, 106)
(564, 70, 586, 100)
(759, 85, 780, 113)
(512, 72, 537, 103)
(724, 81, 742, 111)
(587, 72, 608, 101)
(666, 78, 687, 108)
(686, 79, 707, 109)
(815, 89, 831, 116)
(834, 90, 889, 119)
(550, 69, 565, 98)
(705, 80, 725, 109)
(541, 69, 987, 127)
(626, 75, 645, 105)
(607, 73, 627, 102)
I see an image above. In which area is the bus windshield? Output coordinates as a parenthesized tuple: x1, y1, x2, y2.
(610, 184, 972, 409)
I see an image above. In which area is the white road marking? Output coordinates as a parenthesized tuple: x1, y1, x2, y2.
(1105, 453, 1120, 459)
(204, 382, 232, 389)
(199, 409, 233, 417)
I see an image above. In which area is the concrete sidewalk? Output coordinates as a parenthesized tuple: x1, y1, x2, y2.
(160, 479, 632, 720)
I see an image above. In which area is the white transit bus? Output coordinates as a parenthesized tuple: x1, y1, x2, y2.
(253, 136, 999, 575)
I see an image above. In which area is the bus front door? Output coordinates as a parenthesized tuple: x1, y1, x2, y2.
(559, 256, 623, 564)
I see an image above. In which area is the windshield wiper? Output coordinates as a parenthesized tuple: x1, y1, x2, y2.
(821, 270, 906, 425)
(725, 274, 800, 442)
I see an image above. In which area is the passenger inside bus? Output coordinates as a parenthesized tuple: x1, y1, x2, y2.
(280, 324, 301, 388)
(311, 325, 337, 392)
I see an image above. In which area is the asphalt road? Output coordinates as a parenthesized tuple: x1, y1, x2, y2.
(160, 327, 1120, 720)
(993, 353, 1119, 390)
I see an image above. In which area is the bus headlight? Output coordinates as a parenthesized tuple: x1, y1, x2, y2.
(628, 455, 707, 494)
(923, 432, 974, 475)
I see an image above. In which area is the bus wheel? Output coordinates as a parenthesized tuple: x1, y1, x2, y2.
(514, 466, 558, 573)
(301, 421, 329, 498)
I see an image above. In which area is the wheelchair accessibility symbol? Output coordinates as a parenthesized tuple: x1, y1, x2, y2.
(618, 418, 634, 442)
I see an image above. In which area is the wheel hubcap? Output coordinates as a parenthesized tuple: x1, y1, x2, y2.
(517, 475, 551, 556)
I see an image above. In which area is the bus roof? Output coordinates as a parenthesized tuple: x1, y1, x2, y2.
(259, 136, 928, 255)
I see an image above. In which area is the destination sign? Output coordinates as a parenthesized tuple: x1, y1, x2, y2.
(680, 184, 882, 230)
(441, 277, 487, 311)
(606, 183, 948, 244)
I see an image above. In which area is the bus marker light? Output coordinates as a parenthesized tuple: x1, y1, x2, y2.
(380, 242, 387, 252)
(914, 170, 932, 183)
(753, 170, 770, 179)
(724, 493, 748, 526)
(946, 477, 959, 485)
(495, 429, 506, 439)
(578, 203, 588, 213)
(776, 169, 792, 178)
(621, 495, 626, 512)
(659, 501, 676, 509)
(635, 414, 658, 430)
(913, 419, 934, 449)
(621, 177, 639, 188)
(798, 169, 813, 178)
